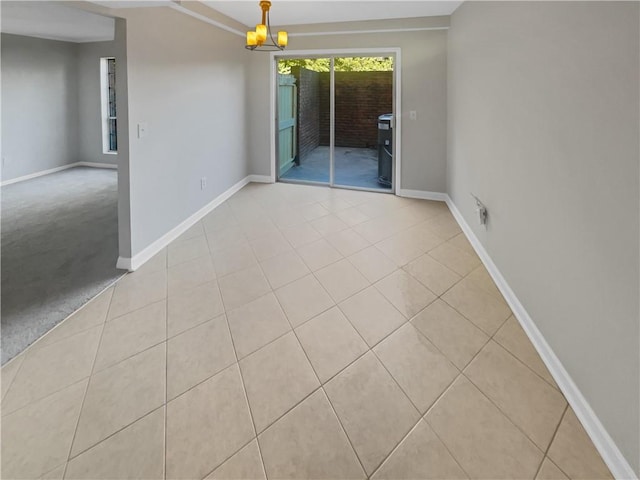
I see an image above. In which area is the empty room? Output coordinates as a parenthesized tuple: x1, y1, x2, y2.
(1, 1, 638, 480)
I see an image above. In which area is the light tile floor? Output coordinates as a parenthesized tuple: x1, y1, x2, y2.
(1, 182, 613, 479)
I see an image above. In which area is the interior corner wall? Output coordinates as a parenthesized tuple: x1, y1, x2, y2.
(447, 1, 640, 474)
(77, 39, 120, 166)
(122, 7, 250, 256)
(247, 29, 448, 193)
(1, 33, 80, 181)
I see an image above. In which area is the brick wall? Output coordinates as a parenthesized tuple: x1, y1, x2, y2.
(320, 71, 393, 148)
(291, 67, 320, 162)
(293, 68, 393, 157)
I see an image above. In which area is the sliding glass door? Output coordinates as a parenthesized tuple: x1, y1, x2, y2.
(276, 55, 394, 193)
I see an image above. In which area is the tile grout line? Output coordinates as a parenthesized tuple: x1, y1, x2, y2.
(264, 270, 369, 477)
(62, 284, 118, 478)
(163, 249, 169, 480)
(533, 403, 571, 479)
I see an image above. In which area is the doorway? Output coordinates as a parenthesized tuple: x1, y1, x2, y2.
(273, 51, 399, 193)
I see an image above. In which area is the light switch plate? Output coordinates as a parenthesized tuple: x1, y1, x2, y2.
(138, 122, 148, 139)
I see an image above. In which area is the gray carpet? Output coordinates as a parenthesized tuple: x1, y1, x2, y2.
(1, 167, 125, 364)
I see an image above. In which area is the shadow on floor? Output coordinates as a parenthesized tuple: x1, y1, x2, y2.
(280, 146, 392, 191)
(1, 167, 125, 364)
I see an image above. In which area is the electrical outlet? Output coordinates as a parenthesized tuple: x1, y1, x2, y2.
(409, 110, 417, 120)
(200, 177, 207, 190)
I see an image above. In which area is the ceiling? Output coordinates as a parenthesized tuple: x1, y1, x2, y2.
(203, 1, 462, 27)
(0, 1, 461, 44)
(1, 2, 115, 43)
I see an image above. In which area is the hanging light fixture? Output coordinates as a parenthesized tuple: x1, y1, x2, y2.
(245, 1, 288, 51)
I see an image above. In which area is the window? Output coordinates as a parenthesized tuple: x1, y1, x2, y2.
(100, 57, 117, 153)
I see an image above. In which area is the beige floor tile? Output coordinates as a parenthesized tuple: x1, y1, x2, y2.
(175, 221, 205, 243)
(168, 234, 210, 267)
(227, 293, 291, 359)
(35, 287, 113, 349)
(218, 265, 272, 312)
(428, 243, 480, 276)
(250, 231, 293, 262)
(71, 344, 165, 456)
(296, 238, 343, 271)
(411, 300, 488, 369)
(422, 212, 462, 240)
(270, 207, 307, 229)
(324, 352, 421, 475)
(374, 323, 459, 413)
(168, 315, 236, 399)
(1, 380, 87, 480)
(442, 280, 511, 335)
(108, 268, 167, 320)
(347, 246, 397, 283)
(536, 458, 569, 480)
(166, 365, 255, 480)
(168, 256, 216, 294)
(426, 376, 543, 479)
(2, 326, 101, 415)
(240, 332, 320, 433)
(404, 254, 461, 296)
(296, 307, 368, 383)
(372, 420, 468, 480)
(447, 232, 476, 256)
(259, 389, 365, 479)
(310, 214, 349, 237)
(94, 301, 166, 372)
(352, 217, 397, 244)
(66, 407, 164, 479)
(240, 218, 279, 241)
(335, 206, 371, 226)
(494, 316, 557, 387)
(275, 274, 335, 327)
(325, 228, 370, 257)
(1, 354, 25, 400)
(547, 408, 613, 479)
(463, 265, 504, 301)
(206, 225, 246, 252)
(260, 251, 310, 289)
(134, 249, 167, 276)
(465, 341, 567, 450)
(167, 280, 224, 337)
(375, 270, 437, 319)
(202, 207, 238, 235)
(376, 234, 426, 267)
(403, 222, 447, 251)
(401, 201, 448, 222)
(280, 223, 322, 248)
(39, 464, 66, 480)
(212, 242, 257, 277)
(299, 203, 330, 221)
(315, 259, 370, 303)
(320, 198, 353, 213)
(338, 286, 406, 347)
(207, 440, 266, 480)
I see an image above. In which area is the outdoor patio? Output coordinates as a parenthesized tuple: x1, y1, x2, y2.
(280, 146, 392, 191)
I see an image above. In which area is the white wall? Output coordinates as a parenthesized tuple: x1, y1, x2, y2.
(122, 7, 250, 256)
(447, 2, 639, 474)
(1, 33, 79, 180)
(247, 23, 448, 193)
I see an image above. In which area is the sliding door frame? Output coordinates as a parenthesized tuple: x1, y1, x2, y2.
(270, 48, 402, 194)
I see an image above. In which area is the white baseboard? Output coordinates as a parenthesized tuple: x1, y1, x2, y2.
(248, 174, 274, 183)
(445, 195, 638, 480)
(77, 162, 118, 169)
(1, 162, 117, 186)
(397, 188, 448, 202)
(117, 175, 252, 272)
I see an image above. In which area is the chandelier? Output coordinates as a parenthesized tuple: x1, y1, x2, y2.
(245, 1, 288, 51)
